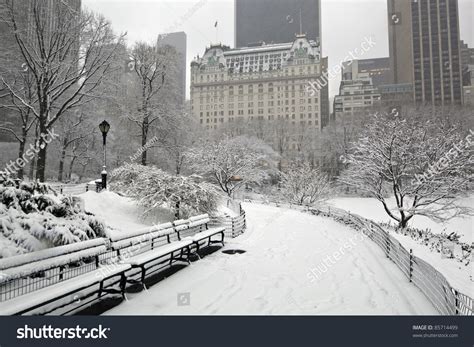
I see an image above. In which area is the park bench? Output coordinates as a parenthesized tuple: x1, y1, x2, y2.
(109, 223, 193, 289)
(175, 214, 226, 256)
(0, 239, 129, 315)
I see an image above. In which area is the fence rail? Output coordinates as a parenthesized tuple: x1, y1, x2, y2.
(243, 199, 473, 316)
(50, 183, 98, 195)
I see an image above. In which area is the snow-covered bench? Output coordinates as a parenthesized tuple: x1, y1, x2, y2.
(175, 214, 226, 255)
(0, 239, 130, 315)
(109, 223, 193, 289)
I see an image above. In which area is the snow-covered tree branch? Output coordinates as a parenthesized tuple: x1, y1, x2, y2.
(340, 111, 473, 228)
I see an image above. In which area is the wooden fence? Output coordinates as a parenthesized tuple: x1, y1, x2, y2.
(210, 203, 247, 238)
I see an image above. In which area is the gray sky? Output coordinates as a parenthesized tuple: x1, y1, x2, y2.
(83, 0, 474, 99)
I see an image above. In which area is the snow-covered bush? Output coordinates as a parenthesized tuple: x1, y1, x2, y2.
(279, 161, 331, 206)
(0, 172, 107, 259)
(187, 135, 276, 197)
(110, 164, 220, 219)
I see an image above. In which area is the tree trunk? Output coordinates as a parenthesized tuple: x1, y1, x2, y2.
(17, 139, 26, 180)
(67, 156, 77, 180)
(141, 117, 149, 166)
(57, 140, 67, 182)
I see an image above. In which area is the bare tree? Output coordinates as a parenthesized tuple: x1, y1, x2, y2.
(0, 1, 125, 181)
(55, 111, 91, 182)
(280, 161, 330, 206)
(126, 42, 179, 166)
(188, 136, 274, 198)
(340, 111, 473, 228)
(0, 72, 36, 179)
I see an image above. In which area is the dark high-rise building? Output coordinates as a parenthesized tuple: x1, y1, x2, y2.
(235, 0, 321, 49)
(158, 32, 187, 102)
(387, 0, 463, 105)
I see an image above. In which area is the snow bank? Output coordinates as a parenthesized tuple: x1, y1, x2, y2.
(328, 195, 473, 243)
(80, 191, 173, 237)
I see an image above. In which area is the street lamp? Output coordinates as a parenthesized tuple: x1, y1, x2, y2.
(99, 120, 110, 190)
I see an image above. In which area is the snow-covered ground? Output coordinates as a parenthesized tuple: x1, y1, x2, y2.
(327, 196, 473, 296)
(328, 195, 473, 243)
(106, 203, 437, 315)
(80, 191, 173, 237)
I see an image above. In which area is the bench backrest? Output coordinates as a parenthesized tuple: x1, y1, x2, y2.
(0, 238, 110, 302)
(109, 221, 178, 257)
(177, 214, 210, 239)
(0, 238, 107, 274)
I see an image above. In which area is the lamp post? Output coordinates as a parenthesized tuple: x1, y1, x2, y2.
(99, 120, 110, 190)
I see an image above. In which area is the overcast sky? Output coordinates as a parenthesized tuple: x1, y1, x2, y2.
(83, 0, 474, 99)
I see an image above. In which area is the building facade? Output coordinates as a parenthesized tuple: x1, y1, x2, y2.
(333, 63, 381, 119)
(387, 0, 463, 105)
(157, 32, 187, 103)
(235, 0, 321, 49)
(190, 35, 328, 151)
(355, 57, 392, 87)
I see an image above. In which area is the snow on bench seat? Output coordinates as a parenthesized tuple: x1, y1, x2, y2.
(0, 245, 108, 284)
(189, 227, 225, 242)
(0, 263, 131, 315)
(125, 240, 193, 266)
(0, 239, 107, 271)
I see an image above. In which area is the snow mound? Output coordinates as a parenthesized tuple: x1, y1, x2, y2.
(80, 191, 173, 237)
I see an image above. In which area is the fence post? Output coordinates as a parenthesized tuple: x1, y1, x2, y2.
(409, 249, 413, 282)
(60, 186, 63, 194)
(454, 289, 459, 315)
(86, 184, 89, 192)
(385, 233, 390, 258)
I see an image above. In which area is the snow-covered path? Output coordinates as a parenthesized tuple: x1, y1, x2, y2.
(106, 203, 437, 315)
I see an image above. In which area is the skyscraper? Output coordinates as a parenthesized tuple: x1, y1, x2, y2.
(157, 32, 187, 103)
(387, 0, 463, 105)
(235, 0, 321, 49)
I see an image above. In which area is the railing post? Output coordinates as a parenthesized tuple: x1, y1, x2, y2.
(454, 289, 459, 315)
(409, 249, 413, 282)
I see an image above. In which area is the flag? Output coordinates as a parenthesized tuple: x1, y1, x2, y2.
(214, 21, 218, 28)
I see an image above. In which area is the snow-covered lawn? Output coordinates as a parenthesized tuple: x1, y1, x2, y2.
(105, 203, 436, 315)
(80, 191, 173, 237)
(328, 195, 473, 243)
(328, 196, 473, 296)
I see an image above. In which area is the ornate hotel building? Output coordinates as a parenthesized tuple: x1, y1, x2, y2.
(190, 35, 329, 149)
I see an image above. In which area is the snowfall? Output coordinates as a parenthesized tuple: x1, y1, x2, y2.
(79, 192, 445, 315)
